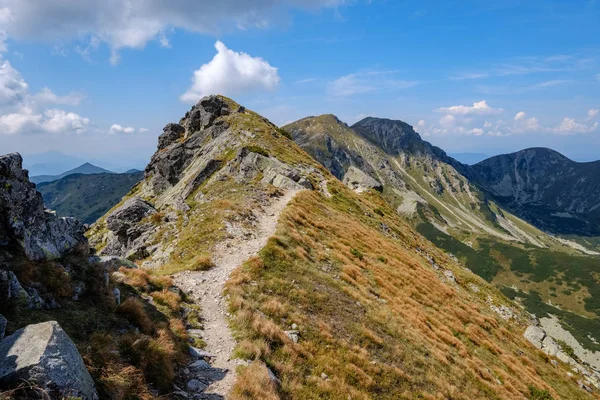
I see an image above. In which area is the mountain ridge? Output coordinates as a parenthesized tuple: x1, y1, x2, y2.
(31, 162, 114, 185)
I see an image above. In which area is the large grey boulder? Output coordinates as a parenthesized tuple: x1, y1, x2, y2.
(343, 166, 383, 193)
(524, 325, 546, 349)
(0, 153, 88, 261)
(0, 321, 98, 399)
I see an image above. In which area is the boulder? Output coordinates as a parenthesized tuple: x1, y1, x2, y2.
(343, 166, 383, 193)
(524, 325, 546, 349)
(106, 197, 157, 236)
(0, 153, 88, 261)
(0, 314, 6, 340)
(0, 321, 98, 399)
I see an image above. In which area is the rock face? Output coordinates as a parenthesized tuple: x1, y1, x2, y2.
(468, 148, 600, 235)
(0, 153, 88, 261)
(100, 197, 158, 259)
(343, 166, 383, 193)
(0, 321, 98, 399)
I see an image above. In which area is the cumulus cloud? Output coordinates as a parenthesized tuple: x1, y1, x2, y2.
(109, 124, 136, 134)
(435, 100, 503, 116)
(514, 111, 526, 121)
(439, 114, 455, 127)
(33, 87, 84, 106)
(180, 41, 279, 103)
(0, 0, 345, 62)
(328, 70, 419, 97)
(554, 118, 599, 135)
(139, 127, 149, 133)
(0, 56, 90, 135)
(588, 109, 599, 119)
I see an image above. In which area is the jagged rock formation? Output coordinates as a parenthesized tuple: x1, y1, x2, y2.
(91, 95, 324, 269)
(0, 321, 98, 399)
(0, 153, 87, 261)
(468, 148, 600, 235)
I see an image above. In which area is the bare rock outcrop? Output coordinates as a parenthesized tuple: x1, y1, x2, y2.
(0, 321, 98, 399)
(0, 153, 87, 261)
(343, 166, 383, 193)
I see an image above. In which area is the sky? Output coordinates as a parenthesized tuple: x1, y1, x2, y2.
(0, 0, 598, 170)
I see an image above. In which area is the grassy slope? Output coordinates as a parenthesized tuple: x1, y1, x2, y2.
(37, 171, 144, 224)
(226, 180, 589, 400)
(80, 99, 592, 398)
(286, 114, 600, 355)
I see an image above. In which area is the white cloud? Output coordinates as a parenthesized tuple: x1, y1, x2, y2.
(435, 100, 503, 116)
(554, 118, 599, 135)
(180, 41, 279, 103)
(588, 109, 599, 119)
(0, 58, 27, 107)
(439, 114, 455, 127)
(514, 111, 526, 121)
(33, 87, 84, 106)
(109, 124, 136, 134)
(159, 35, 171, 48)
(0, 107, 88, 134)
(42, 109, 89, 133)
(0, 56, 90, 135)
(328, 70, 418, 97)
(139, 127, 149, 133)
(0, 0, 345, 63)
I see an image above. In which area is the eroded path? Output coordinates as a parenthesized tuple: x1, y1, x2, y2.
(173, 189, 299, 399)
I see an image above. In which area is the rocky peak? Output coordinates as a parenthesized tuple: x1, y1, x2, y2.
(351, 117, 426, 156)
(0, 153, 87, 261)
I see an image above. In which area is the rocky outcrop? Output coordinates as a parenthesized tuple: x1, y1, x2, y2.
(0, 153, 88, 261)
(343, 166, 383, 193)
(524, 325, 600, 389)
(100, 197, 158, 259)
(232, 147, 314, 191)
(0, 321, 98, 399)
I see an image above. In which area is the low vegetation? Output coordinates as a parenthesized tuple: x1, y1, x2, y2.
(226, 182, 588, 399)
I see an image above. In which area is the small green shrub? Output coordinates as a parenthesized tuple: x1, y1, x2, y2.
(351, 248, 364, 261)
(528, 385, 553, 400)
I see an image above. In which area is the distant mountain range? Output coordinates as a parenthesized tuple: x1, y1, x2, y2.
(37, 170, 144, 224)
(468, 148, 600, 236)
(31, 163, 114, 184)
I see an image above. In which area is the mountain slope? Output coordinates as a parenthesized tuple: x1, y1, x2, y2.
(468, 148, 600, 236)
(285, 114, 600, 362)
(37, 171, 144, 224)
(88, 96, 594, 398)
(31, 162, 114, 184)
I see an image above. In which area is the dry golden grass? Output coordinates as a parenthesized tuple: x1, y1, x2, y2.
(230, 361, 281, 400)
(226, 183, 591, 400)
(151, 289, 182, 312)
(117, 297, 154, 334)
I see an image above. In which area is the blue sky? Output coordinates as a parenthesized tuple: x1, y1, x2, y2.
(0, 0, 598, 169)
